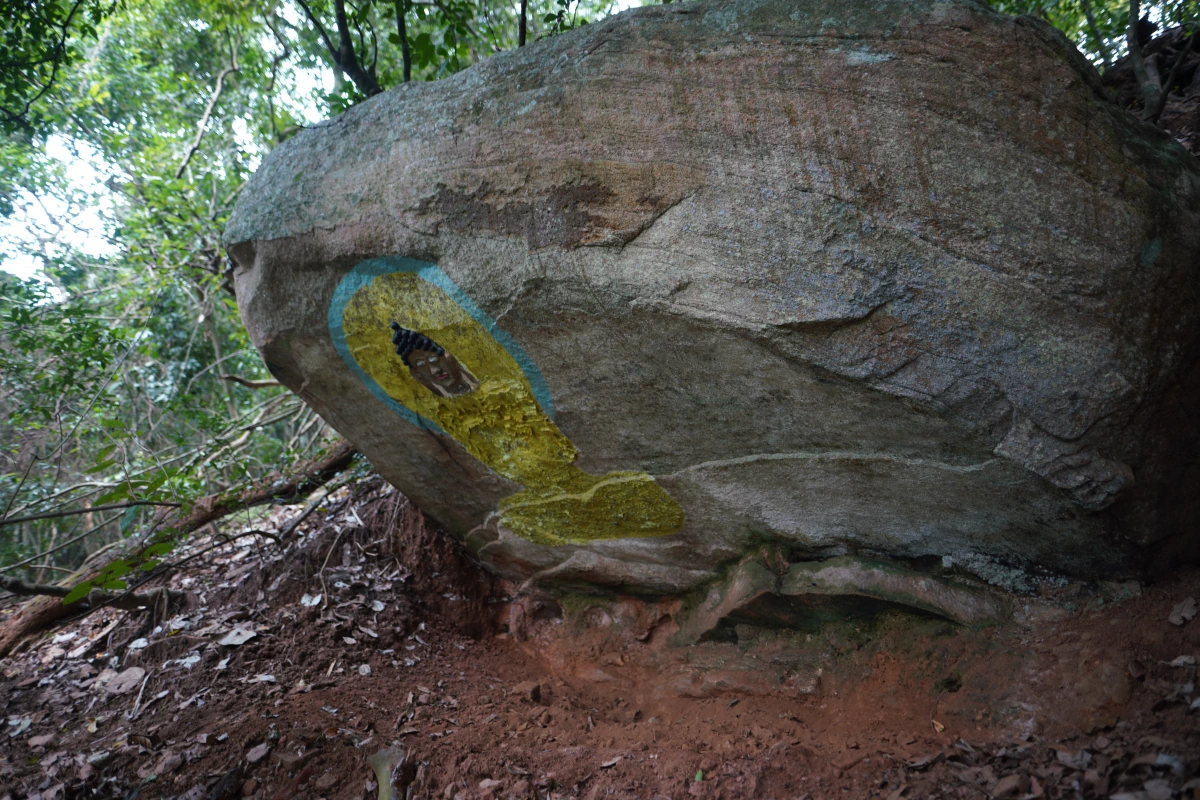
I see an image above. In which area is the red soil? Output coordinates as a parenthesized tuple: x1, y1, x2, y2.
(1, 477, 1197, 800)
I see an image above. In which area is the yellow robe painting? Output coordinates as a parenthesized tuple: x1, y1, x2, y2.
(331, 259, 684, 546)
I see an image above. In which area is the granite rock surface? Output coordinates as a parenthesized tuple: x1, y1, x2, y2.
(224, 0, 1200, 601)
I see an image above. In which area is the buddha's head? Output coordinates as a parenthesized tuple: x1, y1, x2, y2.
(390, 323, 479, 397)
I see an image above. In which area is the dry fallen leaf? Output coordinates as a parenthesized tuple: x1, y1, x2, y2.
(931, 720, 945, 733)
(106, 667, 145, 695)
(245, 742, 271, 764)
(218, 628, 256, 647)
(7, 717, 31, 738)
(906, 752, 945, 770)
(1169, 597, 1196, 627)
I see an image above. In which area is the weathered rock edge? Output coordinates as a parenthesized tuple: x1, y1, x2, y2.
(225, 0, 1200, 601)
(670, 554, 1011, 646)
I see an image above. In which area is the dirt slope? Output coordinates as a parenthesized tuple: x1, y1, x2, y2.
(2, 475, 1198, 800)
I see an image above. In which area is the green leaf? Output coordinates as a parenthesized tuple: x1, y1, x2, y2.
(101, 579, 127, 591)
(95, 485, 129, 505)
(119, 505, 138, 533)
(97, 559, 131, 582)
(144, 471, 171, 492)
(62, 581, 94, 605)
(143, 542, 174, 559)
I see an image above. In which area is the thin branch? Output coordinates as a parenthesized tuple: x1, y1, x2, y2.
(1, 321, 147, 520)
(284, 406, 321, 453)
(1, 0, 88, 130)
(181, 344, 253, 396)
(295, 0, 381, 96)
(139, 529, 283, 582)
(1080, 0, 1113, 71)
(0, 512, 125, 575)
(1151, 30, 1198, 120)
(4, 361, 288, 526)
(176, 36, 241, 179)
(433, 0, 481, 41)
(263, 15, 293, 142)
(0, 500, 182, 529)
(294, 0, 338, 57)
(1, 458, 38, 525)
(216, 180, 247, 217)
(369, 11, 379, 76)
(20, 565, 76, 575)
(5, 449, 199, 521)
(221, 375, 283, 389)
(1127, 0, 1163, 120)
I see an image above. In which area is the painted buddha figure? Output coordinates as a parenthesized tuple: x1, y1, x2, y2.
(332, 259, 684, 546)
(391, 324, 480, 398)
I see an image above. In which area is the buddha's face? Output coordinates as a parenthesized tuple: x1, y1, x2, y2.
(405, 348, 477, 397)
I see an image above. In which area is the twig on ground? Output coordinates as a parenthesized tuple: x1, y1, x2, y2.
(281, 477, 353, 539)
(319, 528, 345, 611)
(127, 673, 150, 720)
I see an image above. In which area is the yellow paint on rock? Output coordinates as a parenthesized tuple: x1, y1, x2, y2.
(341, 271, 684, 546)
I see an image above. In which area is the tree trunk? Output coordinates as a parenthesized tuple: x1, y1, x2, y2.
(397, 0, 411, 82)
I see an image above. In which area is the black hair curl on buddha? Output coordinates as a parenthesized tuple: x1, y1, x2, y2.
(390, 322, 445, 366)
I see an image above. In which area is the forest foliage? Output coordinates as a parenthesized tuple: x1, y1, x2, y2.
(0, 0, 1196, 596)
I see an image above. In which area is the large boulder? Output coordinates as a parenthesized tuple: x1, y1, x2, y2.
(224, 0, 1200, 601)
